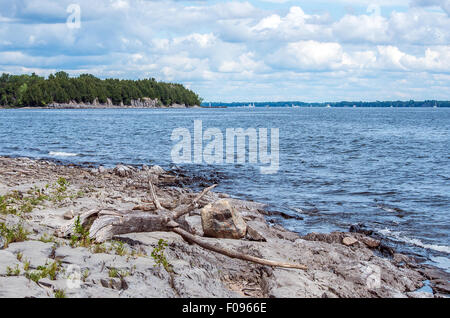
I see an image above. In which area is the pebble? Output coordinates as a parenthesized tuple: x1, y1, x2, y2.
(63, 210, 75, 220)
(342, 236, 358, 246)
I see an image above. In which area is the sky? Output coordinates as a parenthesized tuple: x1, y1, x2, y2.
(0, 0, 449, 102)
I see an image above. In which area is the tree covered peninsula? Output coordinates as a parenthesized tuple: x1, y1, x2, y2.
(0, 72, 202, 107)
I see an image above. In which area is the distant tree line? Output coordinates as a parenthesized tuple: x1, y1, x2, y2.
(205, 100, 450, 107)
(0, 72, 202, 107)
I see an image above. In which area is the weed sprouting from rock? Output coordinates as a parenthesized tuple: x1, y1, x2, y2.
(0, 222, 29, 247)
(70, 216, 91, 247)
(26, 261, 62, 282)
(151, 239, 173, 273)
(54, 289, 66, 298)
(6, 264, 21, 276)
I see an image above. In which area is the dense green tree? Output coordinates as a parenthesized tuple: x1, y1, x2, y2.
(0, 72, 201, 107)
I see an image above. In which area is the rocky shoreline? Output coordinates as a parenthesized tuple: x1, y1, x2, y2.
(0, 98, 200, 109)
(0, 156, 448, 298)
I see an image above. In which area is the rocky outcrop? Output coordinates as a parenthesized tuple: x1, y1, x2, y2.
(129, 98, 158, 108)
(45, 98, 193, 109)
(0, 156, 446, 298)
(48, 98, 159, 109)
(201, 199, 247, 239)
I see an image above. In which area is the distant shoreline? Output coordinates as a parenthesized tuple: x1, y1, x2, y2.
(202, 101, 449, 108)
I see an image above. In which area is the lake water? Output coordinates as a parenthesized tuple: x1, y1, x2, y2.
(0, 107, 449, 271)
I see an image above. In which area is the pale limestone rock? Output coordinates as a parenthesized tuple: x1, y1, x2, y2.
(63, 210, 74, 220)
(5, 241, 55, 269)
(148, 165, 165, 175)
(0, 250, 21, 275)
(342, 236, 358, 246)
(0, 276, 48, 298)
(201, 199, 247, 239)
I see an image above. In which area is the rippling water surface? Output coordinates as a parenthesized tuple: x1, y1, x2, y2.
(1, 107, 449, 270)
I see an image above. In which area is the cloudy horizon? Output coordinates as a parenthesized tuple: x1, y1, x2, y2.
(1, 0, 449, 102)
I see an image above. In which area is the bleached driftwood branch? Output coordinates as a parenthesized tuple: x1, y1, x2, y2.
(59, 180, 307, 271)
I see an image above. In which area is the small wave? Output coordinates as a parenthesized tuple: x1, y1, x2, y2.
(48, 151, 79, 157)
(378, 228, 450, 254)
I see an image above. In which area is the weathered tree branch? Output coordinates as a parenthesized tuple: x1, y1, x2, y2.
(89, 211, 171, 243)
(171, 184, 217, 220)
(59, 183, 307, 271)
(148, 179, 164, 211)
(171, 226, 308, 270)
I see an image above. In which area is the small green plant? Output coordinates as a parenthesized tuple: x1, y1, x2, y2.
(108, 267, 130, 278)
(108, 267, 119, 278)
(70, 216, 91, 247)
(23, 259, 30, 271)
(130, 247, 147, 258)
(56, 177, 69, 192)
(37, 261, 61, 280)
(54, 289, 66, 298)
(25, 271, 42, 283)
(26, 261, 62, 282)
(151, 239, 173, 273)
(19, 201, 34, 213)
(6, 264, 21, 276)
(70, 190, 85, 200)
(82, 269, 90, 282)
(91, 243, 107, 254)
(39, 233, 58, 244)
(0, 187, 49, 216)
(0, 194, 18, 215)
(111, 240, 127, 256)
(49, 177, 70, 202)
(16, 252, 23, 262)
(0, 223, 29, 248)
(44, 261, 61, 280)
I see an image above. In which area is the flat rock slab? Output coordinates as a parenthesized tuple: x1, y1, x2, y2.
(0, 276, 48, 298)
(54, 246, 92, 265)
(0, 250, 21, 275)
(5, 241, 55, 268)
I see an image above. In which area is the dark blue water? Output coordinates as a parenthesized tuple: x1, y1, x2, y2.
(0, 108, 449, 270)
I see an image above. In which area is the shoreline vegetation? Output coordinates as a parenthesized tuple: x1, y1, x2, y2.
(0, 156, 448, 298)
(0, 72, 202, 108)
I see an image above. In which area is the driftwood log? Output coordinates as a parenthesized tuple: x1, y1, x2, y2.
(57, 180, 307, 271)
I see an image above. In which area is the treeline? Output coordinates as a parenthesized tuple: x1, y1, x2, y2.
(0, 72, 202, 107)
(205, 100, 450, 107)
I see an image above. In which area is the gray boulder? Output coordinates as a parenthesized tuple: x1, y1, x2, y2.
(201, 199, 247, 239)
(113, 165, 133, 177)
(148, 165, 165, 175)
(98, 166, 107, 174)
